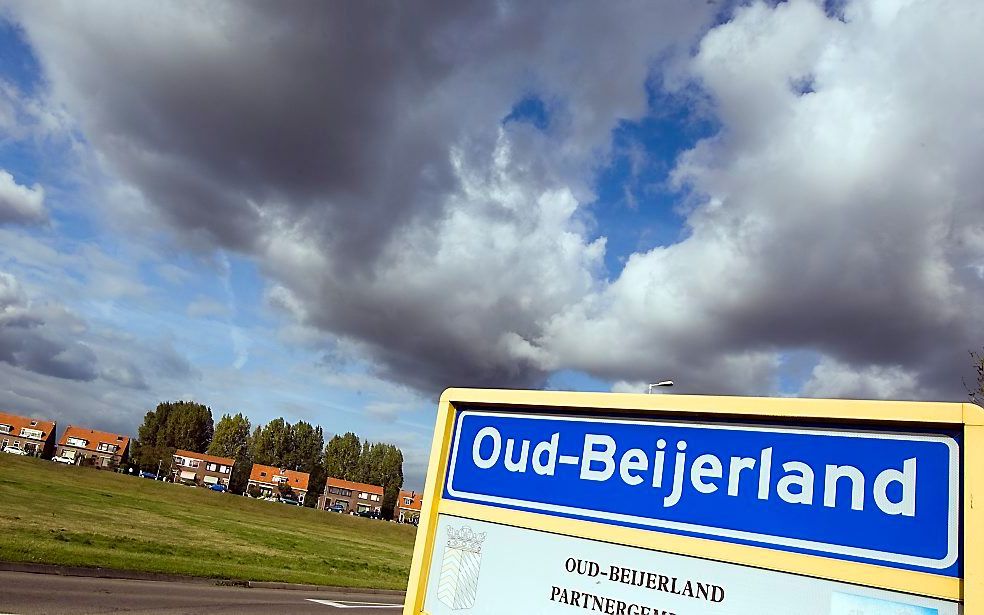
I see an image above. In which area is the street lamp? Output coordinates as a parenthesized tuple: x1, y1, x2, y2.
(647, 381, 674, 394)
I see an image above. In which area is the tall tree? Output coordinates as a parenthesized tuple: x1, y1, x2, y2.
(132, 401, 214, 473)
(289, 421, 324, 474)
(357, 441, 404, 519)
(324, 432, 362, 480)
(967, 348, 984, 406)
(291, 421, 325, 507)
(208, 413, 253, 493)
(250, 418, 293, 467)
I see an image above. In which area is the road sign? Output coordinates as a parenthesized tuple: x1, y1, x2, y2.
(404, 390, 982, 614)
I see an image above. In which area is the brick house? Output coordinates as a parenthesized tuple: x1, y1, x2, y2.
(55, 426, 130, 469)
(396, 489, 423, 524)
(247, 464, 310, 504)
(319, 477, 384, 516)
(0, 411, 56, 459)
(171, 450, 235, 488)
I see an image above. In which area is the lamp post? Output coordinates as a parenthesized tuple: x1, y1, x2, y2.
(647, 381, 674, 394)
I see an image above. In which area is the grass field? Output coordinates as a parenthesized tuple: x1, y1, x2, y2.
(0, 455, 417, 589)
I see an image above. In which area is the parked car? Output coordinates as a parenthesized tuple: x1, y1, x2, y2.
(208, 483, 227, 492)
(51, 455, 75, 464)
(138, 471, 157, 479)
(2, 445, 29, 456)
(329, 503, 346, 513)
(281, 497, 301, 506)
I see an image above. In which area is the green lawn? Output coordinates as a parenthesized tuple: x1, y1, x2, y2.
(0, 455, 417, 589)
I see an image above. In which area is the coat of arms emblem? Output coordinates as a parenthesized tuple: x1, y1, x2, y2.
(437, 526, 486, 610)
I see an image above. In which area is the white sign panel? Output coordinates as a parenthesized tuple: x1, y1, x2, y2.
(423, 515, 959, 615)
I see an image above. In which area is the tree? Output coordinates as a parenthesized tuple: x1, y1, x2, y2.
(246, 483, 261, 498)
(290, 421, 324, 507)
(250, 418, 293, 467)
(208, 413, 252, 493)
(324, 433, 362, 480)
(357, 442, 404, 520)
(132, 401, 215, 473)
(967, 348, 984, 406)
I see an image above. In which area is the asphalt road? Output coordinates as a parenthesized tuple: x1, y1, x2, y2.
(0, 571, 405, 614)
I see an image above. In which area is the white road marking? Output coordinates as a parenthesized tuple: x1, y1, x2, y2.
(306, 599, 402, 609)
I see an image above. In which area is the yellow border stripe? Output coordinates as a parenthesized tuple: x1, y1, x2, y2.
(963, 422, 984, 609)
(442, 388, 969, 424)
(440, 499, 960, 601)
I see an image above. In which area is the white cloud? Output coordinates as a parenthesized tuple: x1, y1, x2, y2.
(0, 168, 45, 224)
(4, 0, 983, 412)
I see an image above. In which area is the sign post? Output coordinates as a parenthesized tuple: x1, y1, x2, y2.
(405, 389, 982, 614)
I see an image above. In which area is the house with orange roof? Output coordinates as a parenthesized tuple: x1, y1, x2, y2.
(396, 489, 423, 524)
(171, 449, 235, 488)
(247, 463, 310, 504)
(319, 477, 384, 516)
(0, 410, 57, 458)
(55, 425, 130, 469)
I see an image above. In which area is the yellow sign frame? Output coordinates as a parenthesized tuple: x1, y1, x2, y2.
(404, 389, 983, 614)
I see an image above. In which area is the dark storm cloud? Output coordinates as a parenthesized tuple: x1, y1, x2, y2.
(7, 0, 713, 393)
(0, 271, 98, 381)
(6, 0, 982, 402)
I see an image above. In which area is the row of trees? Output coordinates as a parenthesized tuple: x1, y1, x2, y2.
(133, 401, 405, 518)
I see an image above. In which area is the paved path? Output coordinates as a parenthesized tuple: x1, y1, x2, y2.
(0, 571, 404, 614)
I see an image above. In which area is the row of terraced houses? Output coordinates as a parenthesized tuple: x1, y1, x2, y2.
(1, 410, 130, 468)
(2, 409, 422, 523)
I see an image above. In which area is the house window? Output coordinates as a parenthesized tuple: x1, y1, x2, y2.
(20, 428, 43, 440)
(66, 437, 88, 447)
(219, 465, 230, 473)
(273, 475, 287, 483)
(0, 424, 12, 434)
(189, 460, 200, 468)
(96, 443, 118, 453)
(328, 487, 352, 497)
(403, 497, 413, 506)
(369, 494, 380, 502)
(206, 463, 218, 472)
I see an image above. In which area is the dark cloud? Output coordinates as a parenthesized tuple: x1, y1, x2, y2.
(7, 0, 713, 394)
(0, 272, 97, 381)
(6, 0, 982, 404)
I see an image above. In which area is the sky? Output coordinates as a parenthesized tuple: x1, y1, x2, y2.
(0, 0, 982, 490)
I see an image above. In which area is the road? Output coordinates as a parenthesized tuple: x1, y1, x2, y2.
(0, 571, 404, 614)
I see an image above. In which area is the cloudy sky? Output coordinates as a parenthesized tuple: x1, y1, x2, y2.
(0, 0, 981, 488)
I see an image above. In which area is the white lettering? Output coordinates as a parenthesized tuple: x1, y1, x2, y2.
(652, 439, 667, 488)
(579, 434, 615, 481)
(472, 427, 501, 469)
(504, 439, 530, 473)
(727, 457, 756, 496)
(691, 454, 723, 494)
(777, 461, 814, 505)
(824, 465, 865, 511)
(758, 447, 773, 501)
(532, 433, 560, 476)
(663, 441, 687, 507)
(874, 458, 916, 517)
(619, 448, 648, 486)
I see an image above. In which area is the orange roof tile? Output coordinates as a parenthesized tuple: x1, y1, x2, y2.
(248, 463, 310, 491)
(0, 411, 55, 440)
(58, 425, 129, 454)
(174, 449, 235, 467)
(398, 490, 423, 511)
(325, 476, 384, 496)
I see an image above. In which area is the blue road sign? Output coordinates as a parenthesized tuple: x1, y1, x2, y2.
(444, 410, 960, 576)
